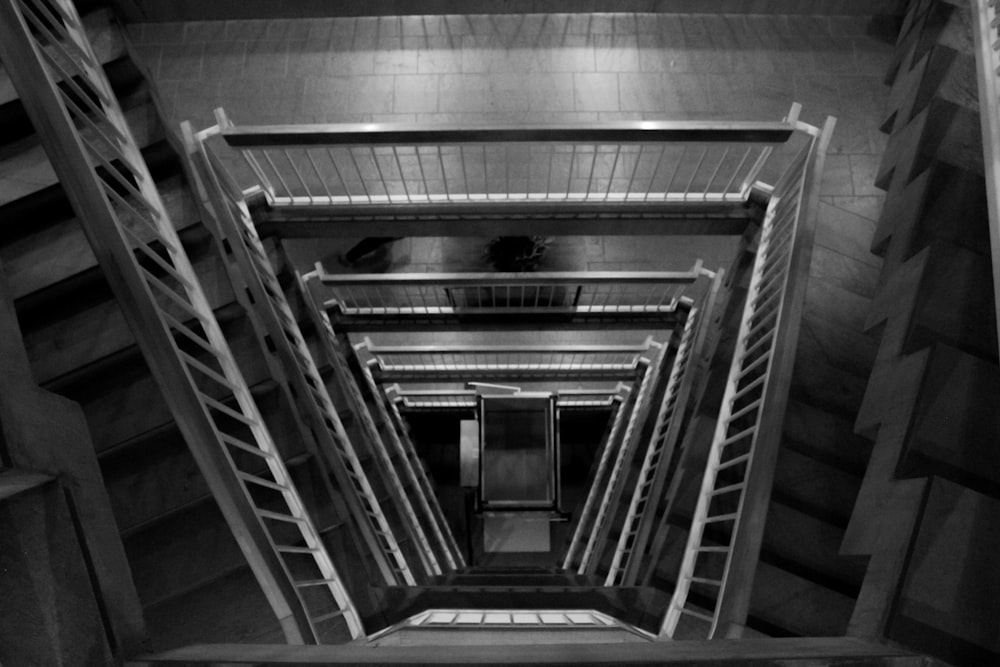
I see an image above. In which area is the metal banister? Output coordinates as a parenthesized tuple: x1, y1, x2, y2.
(183, 117, 428, 589)
(307, 264, 706, 319)
(661, 115, 835, 639)
(605, 270, 724, 587)
(206, 112, 806, 212)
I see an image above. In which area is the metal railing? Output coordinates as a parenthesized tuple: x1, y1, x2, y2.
(0, 0, 361, 643)
(308, 263, 704, 319)
(357, 337, 660, 376)
(604, 298, 703, 586)
(368, 608, 655, 642)
(661, 117, 835, 639)
(562, 384, 633, 570)
(576, 341, 670, 576)
(183, 114, 430, 588)
(296, 274, 466, 573)
(387, 385, 628, 411)
(970, 0, 1000, 352)
(213, 119, 797, 212)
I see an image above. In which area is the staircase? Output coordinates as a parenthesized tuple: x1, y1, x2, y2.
(7, 0, 990, 664)
(0, 0, 439, 653)
(841, 1, 1000, 664)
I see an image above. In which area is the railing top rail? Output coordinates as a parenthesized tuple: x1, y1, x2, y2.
(358, 341, 659, 354)
(307, 263, 708, 287)
(221, 121, 798, 148)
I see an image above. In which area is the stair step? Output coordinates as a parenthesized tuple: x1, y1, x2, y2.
(749, 561, 856, 637)
(762, 502, 865, 595)
(782, 399, 872, 476)
(0, 100, 163, 209)
(143, 565, 286, 649)
(4, 173, 199, 303)
(771, 447, 862, 529)
(0, 7, 125, 108)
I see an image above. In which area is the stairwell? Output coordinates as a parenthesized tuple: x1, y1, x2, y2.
(842, 1, 1000, 664)
(0, 1, 398, 652)
(6, 1, 982, 663)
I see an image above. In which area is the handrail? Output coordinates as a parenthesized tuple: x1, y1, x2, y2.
(661, 115, 835, 639)
(604, 279, 711, 586)
(0, 0, 353, 644)
(307, 264, 705, 318)
(207, 111, 806, 211)
(970, 0, 1000, 353)
(561, 383, 633, 571)
(578, 342, 671, 575)
(356, 337, 660, 376)
(367, 608, 655, 642)
(182, 117, 428, 588)
(388, 386, 627, 410)
(298, 278, 467, 572)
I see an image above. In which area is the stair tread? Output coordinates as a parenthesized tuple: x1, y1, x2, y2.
(0, 101, 163, 209)
(0, 7, 125, 108)
(749, 561, 855, 637)
(771, 447, 861, 528)
(4, 174, 198, 302)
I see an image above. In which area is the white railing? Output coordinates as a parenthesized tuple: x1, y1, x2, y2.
(971, 0, 1000, 353)
(577, 341, 669, 575)
(307, 264, 704, 318)
(604, 302, 702, 586)
(184, 116, 420, 589)
(212, 119, 799, 210)
(357, 337, 660, 376)
(368, 608, 655, 642)
(661, 116, 835, 639)
(0, 0, 362, 643)
(562, 384, 633, 570)
(386, 386, 625, 410)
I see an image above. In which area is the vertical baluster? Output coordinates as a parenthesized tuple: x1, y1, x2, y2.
(392, 146, 412, 204)
(304, 148, 333, 203)
(683, 147, 709, 200)
(460, 145, 471, 200)
(645, 144, 667, 201)
(625, 144, 644, 201)
(415, 146, 430, 202)
(283, 149, 313, 204)
(504, 144, 510, 201)
(482, 144, 490, 200)
(723, 146, 753, 199)
(437, 145, 451, 202)
(565, 144, 577, 200)
(663, 145, 686, 200)
(585, 144, 599, 200)
(347, 148, 372, 203)
(261, 149, 293, 201)
(604, 144, 622, 200)
(703, 147, 731, 200)
(545, 143, 555, 200)
(370, 147, 390, 202)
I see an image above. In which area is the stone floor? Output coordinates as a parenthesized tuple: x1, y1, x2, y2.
(134, 11, 890, 279)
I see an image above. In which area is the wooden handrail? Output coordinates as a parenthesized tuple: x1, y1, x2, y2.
(661, 115, 836, 639)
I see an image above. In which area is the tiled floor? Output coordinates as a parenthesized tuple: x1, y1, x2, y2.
(136, 12, 889, 281)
